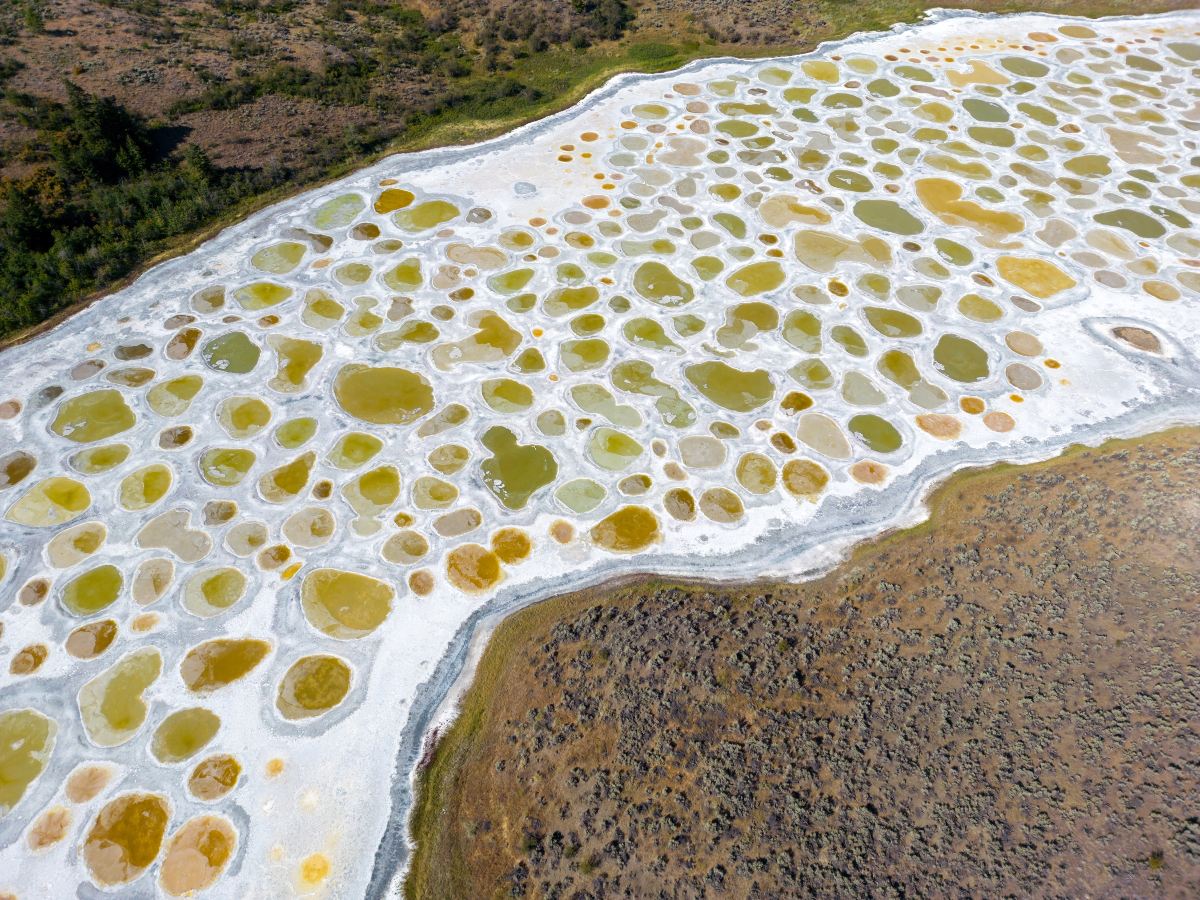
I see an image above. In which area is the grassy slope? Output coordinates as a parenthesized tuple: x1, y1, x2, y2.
(402, 425, 1197, 897)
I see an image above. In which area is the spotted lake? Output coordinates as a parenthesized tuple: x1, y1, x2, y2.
(1, 9, 1199, 897)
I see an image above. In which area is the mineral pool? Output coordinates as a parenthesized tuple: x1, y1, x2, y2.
(2, 9, 1200, 897)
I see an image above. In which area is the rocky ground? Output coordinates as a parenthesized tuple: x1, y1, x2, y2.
(407, 428, 1200, 898)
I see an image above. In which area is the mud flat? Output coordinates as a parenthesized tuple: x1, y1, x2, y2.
(406, 426, 1200, 898)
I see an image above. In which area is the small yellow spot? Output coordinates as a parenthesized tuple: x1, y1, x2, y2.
(266, 758, 285, 779)
(281, 562, 303, 581)
(532, 328, 544, 338)
(300, 853, 331, 887)
(270, 844, 285, 862)
(130, 613, 158, 632)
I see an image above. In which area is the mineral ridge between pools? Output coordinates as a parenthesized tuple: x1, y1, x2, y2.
(2, 9, 1200, 897)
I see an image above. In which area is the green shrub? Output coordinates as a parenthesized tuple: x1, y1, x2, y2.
(0, 87, 282, 338)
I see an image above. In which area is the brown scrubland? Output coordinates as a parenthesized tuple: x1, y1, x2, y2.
(408, 428, 1200, 898)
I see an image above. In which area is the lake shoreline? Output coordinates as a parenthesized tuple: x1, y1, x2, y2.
(404, 423, 1200, 896)
(3, 2, 1189, 356)
(3, 7, 1198, 895)
(382, 400, 1200, 896)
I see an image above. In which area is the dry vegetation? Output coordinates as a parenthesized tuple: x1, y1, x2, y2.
(0, 0, 757, 181)
(0, 0, 638, 176)
(408, 428, 1200, 898)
